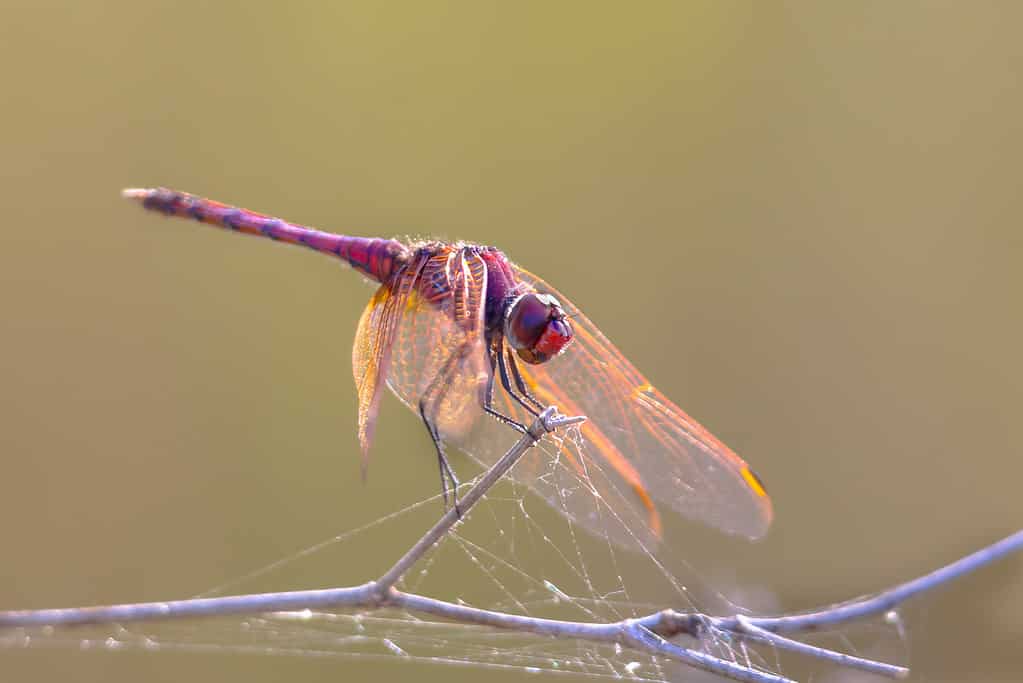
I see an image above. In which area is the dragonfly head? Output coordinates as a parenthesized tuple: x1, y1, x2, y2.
(504, 293, 574, 365)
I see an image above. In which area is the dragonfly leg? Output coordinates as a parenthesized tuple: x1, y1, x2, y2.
(505, 346, 545, 411)
(417, 343, 481, 515)
(494, 340, 542, 416)
(418, 395, 461, 516)
(480, 347, 529, 432)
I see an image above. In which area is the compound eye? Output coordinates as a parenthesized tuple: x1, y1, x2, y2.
(504, 293, 574, 365)
(504, 293, 551, 352)
(523, 315, 573, 364)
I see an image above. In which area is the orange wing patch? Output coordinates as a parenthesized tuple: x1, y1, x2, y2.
(352, 284, 395, 477)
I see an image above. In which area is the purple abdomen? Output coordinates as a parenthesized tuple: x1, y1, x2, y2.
(123, 188, 409, 284)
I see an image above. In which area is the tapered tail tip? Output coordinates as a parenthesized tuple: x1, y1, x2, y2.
(121, 188, 152, 201)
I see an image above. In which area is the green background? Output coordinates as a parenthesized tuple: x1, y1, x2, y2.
(2, 2, 1021, 681)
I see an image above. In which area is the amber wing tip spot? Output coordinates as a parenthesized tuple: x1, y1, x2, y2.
(740, 466, 769, 499)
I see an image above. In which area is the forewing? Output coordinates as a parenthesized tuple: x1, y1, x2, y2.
(511, 266, 774, 541)
(374, 251, 770, 549)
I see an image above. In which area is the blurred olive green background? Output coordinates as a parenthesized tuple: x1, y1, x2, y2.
(2, 2, 1022, 682)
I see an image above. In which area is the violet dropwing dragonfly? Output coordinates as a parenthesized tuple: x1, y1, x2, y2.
(124, 188, 772, 550)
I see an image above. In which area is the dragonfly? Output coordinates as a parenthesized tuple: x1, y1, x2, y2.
(124, 188, 772, 550)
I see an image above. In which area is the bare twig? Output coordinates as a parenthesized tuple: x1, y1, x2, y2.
(2, 407, 1021, 683)
(632, 528, 1023, 679)
(736, 529, 1023, 634)
(732, 616, 906, 678)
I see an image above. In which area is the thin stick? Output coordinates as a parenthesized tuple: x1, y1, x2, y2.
(621, 623, 792, 683)
(0, 585, 375, 629)
(391, 592, 791, 683)
(720, 528, 1023, 635)
(733, 616, 908, 679)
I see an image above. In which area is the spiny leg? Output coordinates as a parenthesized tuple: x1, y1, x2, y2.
(478, 339, 529, 433)
(420, 337, 536, 514)
(417, 397, 460, 512)
(417, 346, 472, 514)
(505, 345, 545, 411)
(495, 339, 542, 416)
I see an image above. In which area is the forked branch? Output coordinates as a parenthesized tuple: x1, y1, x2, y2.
(2, 407, 1020, 683)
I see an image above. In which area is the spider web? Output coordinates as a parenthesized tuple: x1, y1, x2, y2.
(1, 423, 909, 682)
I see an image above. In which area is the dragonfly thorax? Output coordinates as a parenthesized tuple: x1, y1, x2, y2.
(503, 293, 574, 364)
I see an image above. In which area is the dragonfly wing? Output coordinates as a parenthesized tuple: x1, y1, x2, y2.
(511, 266, 773, 541)
(373, 250, 770, 549)
(352, 252, 432, 473)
